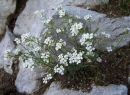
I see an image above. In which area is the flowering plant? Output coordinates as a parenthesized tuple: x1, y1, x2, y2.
(4, 5, 112, 84)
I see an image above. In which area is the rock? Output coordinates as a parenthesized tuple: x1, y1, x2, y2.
(62, 0, 109, 9)
(59, 6, 130, 49)
(0, 27, 15, 74)
(43, 82, 128, 95)
(13, 0, 64, 37)
(0, 0, 16, 37)
(15, 62, 47, 93)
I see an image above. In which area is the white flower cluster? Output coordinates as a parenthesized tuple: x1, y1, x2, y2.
(43, 74, 52, 84)
(33, 46, 41, 52)
(106, 46, 112, 52)
(67, 49, 84, 64)
(70, 22, 83, 36)
(56, 28, 62, 33)
(80, 33, 94, 45)
(13, 48, 20, 55)
(58, 48, 84, 65)
(58, 54, 68, 66)
(21, 32, 31, 42)
(56, 5, 65, 18)
(41, 52, 50, 63)
(34, 10, 44, 18)
(55, 39, 66, 51)
(44, 36, 54, 46)
(101, 32, 110, 38)
(42, 17, 52, 25)
(14, 38, 21, 44)
(80, 33, 95, 52)
(4, 49, 11, 60)
(84, 14, 92, 20)
(54, 65, 64, 75)
(23, 58, 35, 71)
(96, 57, 102, 63)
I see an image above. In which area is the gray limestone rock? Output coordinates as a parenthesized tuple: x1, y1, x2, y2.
(15, 62, 47, 93)
(0, 0, 16, 37)
(0, 27, 15, 74)
(43, 82, 128, 95)
(13, 0, 64, 37)
(53, 6, 130, 49)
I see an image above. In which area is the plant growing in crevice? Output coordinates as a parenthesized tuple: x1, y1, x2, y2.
(4, 5, 113, 89)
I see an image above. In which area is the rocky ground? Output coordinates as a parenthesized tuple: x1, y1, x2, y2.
(0, 0, 130, 95)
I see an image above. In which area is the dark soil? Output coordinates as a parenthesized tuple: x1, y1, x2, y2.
(90, 0, 130, 18)
(6, 0, 28, 32)
(0, 62, 27, 95)
(3, 0, 130, 95)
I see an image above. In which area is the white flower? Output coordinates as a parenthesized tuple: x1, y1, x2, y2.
(46, 74, 52, 80)
(77, 22, 83, 30)
(106, 46, 112, 52)
(21, 32, 31, 42)
(96, 57, 102, 63)
(86, 51, 94, 56)
(84, 14, 92, 20)
(54, 64, 59, 73)
(101, 32, 106, 35)
(46, 17, 52, 24)
(43, 77, 48, 84)
(34, 10, 44, 18)
(68, 49, 84, 64)
(127, 27, 130, 31)
(58, 54, 68, 66)
(24, 58, 35, 71)
(55, 39, 66, 51)
(42, 73, 52, 84)
(13, 48, 20, 55)
(59, 9, 65, 18)
(55, 43, 62, 51)
(44, 36, 54, 46)
(14, 38, 21, 44)
(70, 22, 83, 36)
(30, 66, 34, 71)
(41, 52, 50, 63)
(54, 65, 65, 75)
(33, 46, 41, 52)
(86, 45, 95, 52)
(56, 5, 62, 10)
(56, 28, 61, 33)
(79, 33, 94, 45)
(4, 49, 11, 60)
(58, 65, 64, 75)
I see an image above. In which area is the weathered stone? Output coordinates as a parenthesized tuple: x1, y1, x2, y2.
(0, 0, 16, 37)
(13, 0, 64, 37)
(15, 62, 46, 93)
(0, 27, 15, 74)
(59, 6, 130, 49)
(43, 82, 128, 95)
